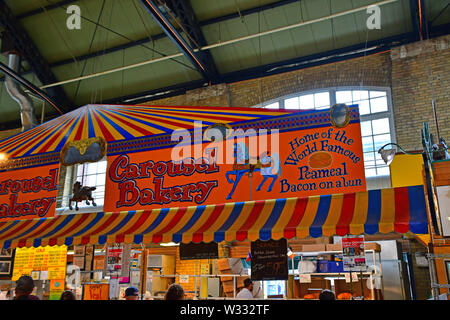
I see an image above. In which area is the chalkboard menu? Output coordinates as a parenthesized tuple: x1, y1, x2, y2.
(180, 242, 219, 260)
(250, 239, 288, 281)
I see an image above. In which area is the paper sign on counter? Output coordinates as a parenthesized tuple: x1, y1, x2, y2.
(345, 273, 359, 283)
(299, 274, 311, 283)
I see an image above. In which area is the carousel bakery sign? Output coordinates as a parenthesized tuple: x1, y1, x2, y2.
(0, 165, 59, 220)
(108, 154, 219, 208)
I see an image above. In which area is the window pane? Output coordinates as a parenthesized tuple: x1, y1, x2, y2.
(86, 175, 96, 186)
(336, 91, 352, 103)
(357, 100, 370, 115)
(299, 94, 314, 109)
(370, 96, 388, 113)
(363, 152, 375, 162)
(373, 134, 391, 151)
(87, 163, 97, 175)
(365, 168, 377, 177)
(314, 92, 330, 108)
(77, 165, 84, 177)
(375, 152, 386, 166)
(372, 118, 390, 135)
(352, 90, 368, 101)
(284, 98, 299, 109)
(265, 102, 279, 109)
(362, 136, 374, 152)
(360, 121, 373, 137)
(97, 161, 107, 173)
(369, 91, 386, 98)
(97, 173, 106, 185)
(377, 167, 390, 176)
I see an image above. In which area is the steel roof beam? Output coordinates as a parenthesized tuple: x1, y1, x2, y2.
(164, 0, 219, 80)
(409, 0, 421, 41)
(13, 0, 297, 74)
(419, 0, 429, 39)
(0, 2, 72, 111)
(104, 23, 449, 105)
(16, 0, 79, 20)
(138, 0, 215, 80)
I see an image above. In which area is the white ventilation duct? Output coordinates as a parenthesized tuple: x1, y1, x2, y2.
(4, 53, 38, 131)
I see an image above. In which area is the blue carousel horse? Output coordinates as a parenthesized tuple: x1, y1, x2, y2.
(225, 143, 281, 199)
(256, 151, 281, 193)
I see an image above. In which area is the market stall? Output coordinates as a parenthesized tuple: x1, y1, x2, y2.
(0, 104, 429, 300)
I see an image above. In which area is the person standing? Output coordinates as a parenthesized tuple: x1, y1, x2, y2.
(124, 287, 139, 300)
(236, 278, 254, 299)
(60, 290, 76, 300)
(164, 284, 185, 300)
(319, 289, 336, 301)
(14, 275, 40, 300)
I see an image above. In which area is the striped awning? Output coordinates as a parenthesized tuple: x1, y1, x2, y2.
(0, 104, 288, 158)
(0, 185, 428, 249)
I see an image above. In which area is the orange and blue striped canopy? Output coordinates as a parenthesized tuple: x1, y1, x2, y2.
(0, 104, 289, 159)
(0, 185, 428, 249)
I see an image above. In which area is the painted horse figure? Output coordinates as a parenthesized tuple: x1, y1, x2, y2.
(256, 151, 281, 192)
(225, 143, 281, 199)
(69, 181, 97, 211)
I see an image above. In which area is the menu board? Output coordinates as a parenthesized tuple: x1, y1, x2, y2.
(179, 242, 218, 260)
(250, 239, 288, 281)
(12, 246, 67, 281)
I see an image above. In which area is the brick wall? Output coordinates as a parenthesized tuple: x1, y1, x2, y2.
(391, 35, 450, 150)
(145, 52, 391, 108)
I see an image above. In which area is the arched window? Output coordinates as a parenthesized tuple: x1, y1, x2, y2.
(256, 87, 395, 177)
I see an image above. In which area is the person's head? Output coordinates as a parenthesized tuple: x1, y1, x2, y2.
(319, 289, 335, 301)
(164, 284, 185, 300)
(244, 278, 253, 291)
(124, 287, 139, 300)
(60, 290, 76, 300)
(15, 275, 35, 299)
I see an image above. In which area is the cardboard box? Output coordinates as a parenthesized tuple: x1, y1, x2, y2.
(365, 243, 381, 252)
(219, 268, 233, 282)
(217, 258, 230, 271)
(222, 280, 235, 293)
(290, 244, 302, 252)
(236, 276, 248, 288)
(326, 244, 343, 252)
(301, 244, 326, 252)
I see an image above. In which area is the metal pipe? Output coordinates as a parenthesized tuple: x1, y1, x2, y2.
(4, 53, 37, 131)
(39, 0, 399, 90)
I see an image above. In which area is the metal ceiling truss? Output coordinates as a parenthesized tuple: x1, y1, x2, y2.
(17, 0, 297, 75)
(105, 23, 449, 105)
(16, 0, 79, 20)
(409, 0, 421, 41)
(164, 0, 219, 80)
(138, 0, 216, 80)
(418, 0, 429, 39)
(0, 2, 72, 111)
